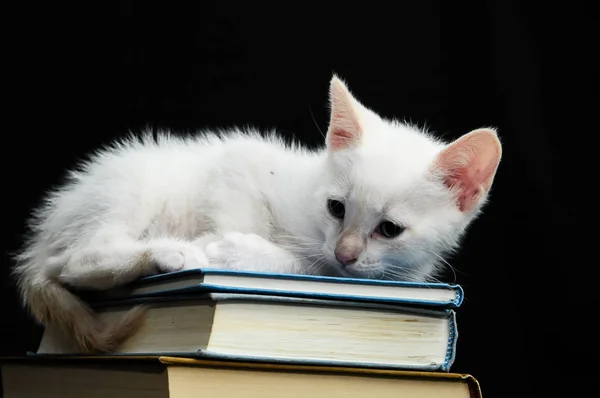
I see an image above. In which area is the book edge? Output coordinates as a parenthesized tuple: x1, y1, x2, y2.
(123, 268, 463, 292)
(159, 355, 472, 379)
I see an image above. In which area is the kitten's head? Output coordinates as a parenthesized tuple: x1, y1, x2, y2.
(315, 75, 502, 282)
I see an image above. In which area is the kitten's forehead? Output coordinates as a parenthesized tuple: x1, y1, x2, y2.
(333, 141, 440, 193)
(329, 157, 437, 207)
(327, 122, 449, 217)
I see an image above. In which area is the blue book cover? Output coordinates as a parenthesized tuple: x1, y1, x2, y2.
(75, 268, 464, 309)
(35, 293, 458, 372)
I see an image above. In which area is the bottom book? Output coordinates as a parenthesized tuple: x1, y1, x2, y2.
(0, 356, 482, 398)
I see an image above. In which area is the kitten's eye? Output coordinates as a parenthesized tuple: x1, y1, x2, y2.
(327, 199, 345, 219)
(377, 221, 405, 238)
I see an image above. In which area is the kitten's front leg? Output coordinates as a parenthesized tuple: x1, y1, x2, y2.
(58, 238, 210, 290)
(205, 232, 306, 274)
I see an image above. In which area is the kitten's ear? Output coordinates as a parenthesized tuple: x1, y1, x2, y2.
(326, 75, 365, 151)
(434, 128, 502, 213)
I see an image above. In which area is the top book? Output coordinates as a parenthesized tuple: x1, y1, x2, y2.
(77, 268, 463, 308)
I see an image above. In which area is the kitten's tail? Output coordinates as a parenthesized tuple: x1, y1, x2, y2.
(15, 270, 146, 354)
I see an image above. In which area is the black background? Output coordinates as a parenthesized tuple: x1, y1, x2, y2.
(3, 2, 581, 397)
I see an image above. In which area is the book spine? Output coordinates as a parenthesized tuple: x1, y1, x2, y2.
(441, 309, 459, 371)
(454, 285, 464, 306)
(464, 374, 483, 398)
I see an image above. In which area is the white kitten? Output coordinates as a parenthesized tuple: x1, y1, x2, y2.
(13, 75, 502, 353)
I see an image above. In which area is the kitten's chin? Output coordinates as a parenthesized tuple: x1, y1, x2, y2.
(335, 265, 385, 280)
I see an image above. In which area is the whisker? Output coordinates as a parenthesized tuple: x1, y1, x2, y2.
(308, 105, 326, 140)
(303, 256, 327, 276)
(384, 266, 434, 283)
(277, 239, 321, 245)
(424, 249, 465, 283)
(276, 235, 324, 243)
(379, 267, 408, 281)
(277, 246, 322, 256)
(379, 268, 387, 280)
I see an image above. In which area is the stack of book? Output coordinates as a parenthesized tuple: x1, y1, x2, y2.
(1, 269, 482, 397)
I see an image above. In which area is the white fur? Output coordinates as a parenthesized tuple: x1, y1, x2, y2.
(12, 76, 501, 352)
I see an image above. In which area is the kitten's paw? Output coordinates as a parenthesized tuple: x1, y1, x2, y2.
(148, 240, 209, 273)
(205, 232, 270, 268)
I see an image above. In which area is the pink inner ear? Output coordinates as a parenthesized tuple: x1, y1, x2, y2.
(329, 127, 357, 150)
(327, 77, 363, 151)
(436, 129, 502, 213)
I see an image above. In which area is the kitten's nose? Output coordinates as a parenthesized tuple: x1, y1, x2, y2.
(335, 251, 358, 266)
(335, 232, 364, 267)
